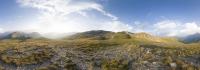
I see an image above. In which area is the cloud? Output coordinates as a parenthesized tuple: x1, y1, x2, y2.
(154, 20, 200, 36)
(131, 20, 200, 37)
(0, 28, 3, 33)
(153, 20, 180, 36)
(154, 21, 178, 29)
(99, 21, 133, 32)
(17, 0, 117, 20)
(180, 22, 200, 35)
(153, 20, 200, 37)
(15, 0, 128, 34)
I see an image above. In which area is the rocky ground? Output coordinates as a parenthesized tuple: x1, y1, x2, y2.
(0, 33, 200, 70)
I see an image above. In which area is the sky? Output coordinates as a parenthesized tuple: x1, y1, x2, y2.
(0, 0, 200, 37)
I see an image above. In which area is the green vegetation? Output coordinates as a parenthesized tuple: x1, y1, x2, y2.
(0, 48, 54, 65)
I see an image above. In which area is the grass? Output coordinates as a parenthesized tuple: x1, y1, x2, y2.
(0, 37, 200, 69)
(0, 47, 54, 65)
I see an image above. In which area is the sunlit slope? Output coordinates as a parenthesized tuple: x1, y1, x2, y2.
(67, 30, 182, 45)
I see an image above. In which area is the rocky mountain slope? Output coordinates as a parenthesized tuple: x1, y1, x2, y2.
(182, 33, 200, 43)
(0, 32, 42, 40)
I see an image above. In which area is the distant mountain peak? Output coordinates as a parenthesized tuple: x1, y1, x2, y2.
(183, 33, 200, 43)
(0, 31, 42, 40)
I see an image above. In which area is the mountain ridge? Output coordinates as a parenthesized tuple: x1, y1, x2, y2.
(0, 31, 42, 40)
(182, 33, 200, 43)
(0, 30, 199, 44)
